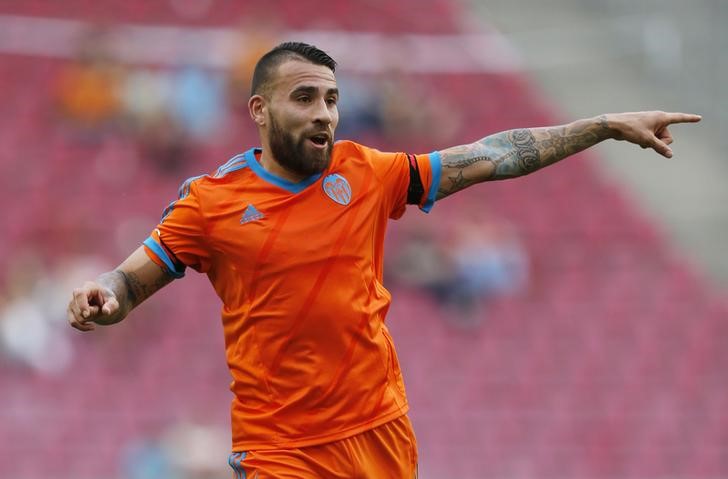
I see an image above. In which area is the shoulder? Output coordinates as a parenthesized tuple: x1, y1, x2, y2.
(333, 139, 363, 158)
(335, 139, 386, 157)
(332, 140, 390, 167)
(174, 151, 254, 200)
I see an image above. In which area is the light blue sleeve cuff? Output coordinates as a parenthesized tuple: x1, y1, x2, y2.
(420, 150, 441, 213)
(143, 236, 186, 279)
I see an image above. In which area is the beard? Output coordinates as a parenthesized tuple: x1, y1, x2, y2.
(268, 114, 333, 177)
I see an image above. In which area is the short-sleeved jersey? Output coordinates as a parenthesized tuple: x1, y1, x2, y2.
(143, 140, 441, 451)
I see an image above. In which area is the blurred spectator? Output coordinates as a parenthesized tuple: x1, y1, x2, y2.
(122, 67, 191, 175)
(388, 213, 529, 329)
(135, 109, 192, 176)
(122, 421, 229, 479)
(0, 250, 106, 374)
(121, 67, 173, 128)
(122, 439, 178, 479)
(335, 73, 385, 141)
(445, 213, 530, 324)
(54, 26, 125, 142)
(123, 61, 226, 174)
(160, 421, 230, 479)
(378, 68, 460, 147)
(226, 15, 280, 113)
(169, 64, 225, 141)
(388, 223, 458, 307)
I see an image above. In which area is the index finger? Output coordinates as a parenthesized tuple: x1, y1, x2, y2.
(664, 112, 702, 124)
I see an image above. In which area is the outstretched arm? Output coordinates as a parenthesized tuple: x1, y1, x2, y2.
(67, 246, 173, 331)
(436, 111, 701, 199)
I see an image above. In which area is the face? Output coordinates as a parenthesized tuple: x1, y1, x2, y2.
(256, 59, 339, 177)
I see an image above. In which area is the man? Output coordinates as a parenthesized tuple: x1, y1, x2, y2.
(67, 42, 701, 478)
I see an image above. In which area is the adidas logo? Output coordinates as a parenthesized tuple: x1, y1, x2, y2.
(240, 204, 264, 224)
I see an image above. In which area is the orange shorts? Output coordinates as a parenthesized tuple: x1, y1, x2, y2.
(228, 415, 418, 478)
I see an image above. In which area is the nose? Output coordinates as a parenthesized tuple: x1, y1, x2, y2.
(312, 98, 332, 126)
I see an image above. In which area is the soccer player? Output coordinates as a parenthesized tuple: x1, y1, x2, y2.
(67, 42, 701, 478)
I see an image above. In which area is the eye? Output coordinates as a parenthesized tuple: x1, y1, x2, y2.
(326, 97, 338, 106)
(297, 96, 311, 103)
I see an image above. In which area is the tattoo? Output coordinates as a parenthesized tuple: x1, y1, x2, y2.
(536, 120, 609, 161)
(119, 270, 139, 306)
(436, 149, 494, 198)
(490, 150, 520, 179)
(445, 155, 490, 169)
(508, 129, 540, 173)
(436, 116, 612, 199)
(131, 268, 171, 306)
(103, 266, 172, 310)
(446, 169, 467, 191)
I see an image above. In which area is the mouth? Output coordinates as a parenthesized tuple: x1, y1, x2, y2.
(307, 132, 331, 149)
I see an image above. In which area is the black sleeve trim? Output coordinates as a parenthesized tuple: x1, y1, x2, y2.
(406, 154, 425, 205)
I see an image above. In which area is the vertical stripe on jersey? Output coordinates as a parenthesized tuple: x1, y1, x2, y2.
(266, 168, 375, 384)
(161, 151, 251, 224)
(246, 205, 295, 410)
(215, 154, 248, 177)
(160, 174, 205, 223)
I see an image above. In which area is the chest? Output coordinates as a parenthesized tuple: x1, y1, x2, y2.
(207, 169, 383, 273)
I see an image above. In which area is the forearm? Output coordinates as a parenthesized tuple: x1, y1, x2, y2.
(436, 115, 613, 199)
(68, 247, 174, 331)
(95, 264, 172, 325)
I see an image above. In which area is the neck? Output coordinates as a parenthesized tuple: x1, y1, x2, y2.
(257, 142, 308, 183)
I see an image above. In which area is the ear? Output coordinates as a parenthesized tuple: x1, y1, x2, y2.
(248, 94, 267, 126)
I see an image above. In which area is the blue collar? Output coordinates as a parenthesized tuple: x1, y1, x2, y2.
(243, 148, 323, 194)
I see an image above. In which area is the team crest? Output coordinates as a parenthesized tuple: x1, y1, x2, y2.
(322, 173, 352, 206)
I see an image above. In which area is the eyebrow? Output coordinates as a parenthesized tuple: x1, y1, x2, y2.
(291, 86, 339, 97)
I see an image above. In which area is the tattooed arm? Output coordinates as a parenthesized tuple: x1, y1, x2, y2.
(67, 246, 173, 331)
(436, 111, 701, 199)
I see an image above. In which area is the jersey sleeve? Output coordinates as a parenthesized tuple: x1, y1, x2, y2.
(142, 175, 211, 277)
(367, 146, 442, 219)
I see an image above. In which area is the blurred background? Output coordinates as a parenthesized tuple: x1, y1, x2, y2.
(0, 1, 726, 478)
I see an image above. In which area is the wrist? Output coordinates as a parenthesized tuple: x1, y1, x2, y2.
(595, 114, 618, 140)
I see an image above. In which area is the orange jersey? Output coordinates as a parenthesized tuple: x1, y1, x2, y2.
(143, 140, 441, 450)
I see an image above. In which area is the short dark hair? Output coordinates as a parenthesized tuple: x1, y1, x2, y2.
(250, 42, 337, 97)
